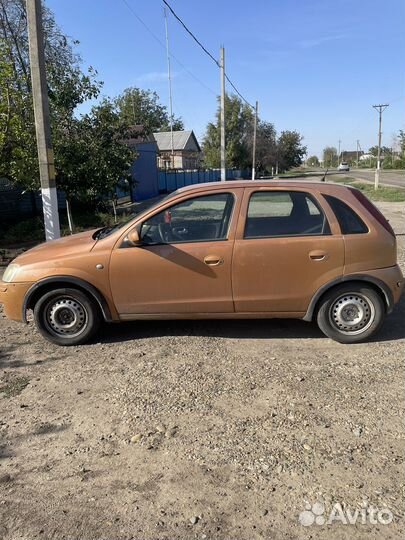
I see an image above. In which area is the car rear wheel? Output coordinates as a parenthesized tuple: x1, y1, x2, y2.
(34, 288, 100, 346)
(316, 284, 385, 343)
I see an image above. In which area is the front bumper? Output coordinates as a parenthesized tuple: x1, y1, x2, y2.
(0, 281, 33, 322)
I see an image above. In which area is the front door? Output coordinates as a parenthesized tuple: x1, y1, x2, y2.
(232, 188, 344, 313)
(109, 190, 241, 315)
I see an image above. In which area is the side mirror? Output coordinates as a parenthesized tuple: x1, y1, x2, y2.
(126, 227, 142, 247)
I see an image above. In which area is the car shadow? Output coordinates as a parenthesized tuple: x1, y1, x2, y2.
(98, 292, 405, 344)
(369, 290, 405, 343)
(100, 317, 324, 343)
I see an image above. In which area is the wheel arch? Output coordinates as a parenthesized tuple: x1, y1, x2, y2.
(303, 274, 393, 322)
(23, 276, 113, 323)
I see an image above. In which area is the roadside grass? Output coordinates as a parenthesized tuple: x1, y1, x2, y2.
(328, 175, 405, 202)
(350, 182, 405, 202)
(0, 376, 30, 398)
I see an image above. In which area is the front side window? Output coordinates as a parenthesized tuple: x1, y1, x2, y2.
(141, 193, 234, 244)
(244, 191, 330, 238)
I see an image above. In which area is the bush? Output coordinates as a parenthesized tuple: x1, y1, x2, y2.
(1, 217, 45, 246)
(394, 159, 405, 169)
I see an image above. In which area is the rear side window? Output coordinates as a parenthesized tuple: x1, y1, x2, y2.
(324, 195, 368, 234)
(245, 191, 330, 238)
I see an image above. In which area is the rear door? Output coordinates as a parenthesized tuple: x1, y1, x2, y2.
(232, 187, 344, 313)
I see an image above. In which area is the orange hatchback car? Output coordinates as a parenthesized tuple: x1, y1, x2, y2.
(1, 181, 403, 345)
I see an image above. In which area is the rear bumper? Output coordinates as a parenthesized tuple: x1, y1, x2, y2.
(0, 281, 33, 322)
(360, 265, 404, 311)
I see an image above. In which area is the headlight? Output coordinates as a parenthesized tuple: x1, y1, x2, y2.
(2, 264, 20, 283)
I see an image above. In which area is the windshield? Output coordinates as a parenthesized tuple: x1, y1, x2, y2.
(94, 192, 178, 240)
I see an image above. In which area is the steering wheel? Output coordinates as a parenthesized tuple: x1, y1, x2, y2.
(157, 223, 185, 243)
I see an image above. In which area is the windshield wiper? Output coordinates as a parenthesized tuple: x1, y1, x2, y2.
(93, 226, 111, 240)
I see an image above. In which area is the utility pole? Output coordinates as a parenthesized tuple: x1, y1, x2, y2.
(356, 139, 360, 168)
(372, 104, 389, 189)
(26, 0, 60, 240)
(220, 46, 226, 181)
(337, 139, 341, 168)
(251, 100, 258, 180)
(164, 7, 175, 168)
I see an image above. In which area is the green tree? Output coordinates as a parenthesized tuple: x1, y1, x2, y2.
(202, 94, 254, 169)
(0, 0, 101, 189)
(0, 0, 136, 233)
(115, 87, 183, 134)
(369, 145, 392, 157)
(398, 130, 405, 156)
(323, 146, 337, 167)
(307, 155, 320, 167)
(277, 130, 307, 171)
(251, 120, 277, 173)
(54, 99, 135, 231)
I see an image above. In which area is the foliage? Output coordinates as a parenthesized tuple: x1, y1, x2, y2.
(202, 95, 306, 173)
(398, 130, 405, 156)
(252, 121, 277, 172)
(276, 130, 306, 171)
(115, 87, 183, 134)
(202, 94, 254, 169)
(0, 0, 102, 191)
(323, 146, 337, 167)
(307, 155, 320, 167)
(53, 99, 135, 203)
(0, 0, 138, 236)
(368, 145, 392, 157)
(0, 217, 45, 246)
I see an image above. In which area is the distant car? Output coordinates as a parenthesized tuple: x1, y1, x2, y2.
(338, 162, 350, 171)
(0, 181, 403, 345)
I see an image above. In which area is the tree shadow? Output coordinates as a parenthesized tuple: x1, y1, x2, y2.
(0, 344, 63, 369)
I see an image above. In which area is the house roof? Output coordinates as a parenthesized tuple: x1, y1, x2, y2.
(153, 130, 201, 152)
(124, 125, 156, 146)
(339, 150, 364, 159)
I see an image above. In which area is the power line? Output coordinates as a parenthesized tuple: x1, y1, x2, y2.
(121, 0, 216, 96)
(224, 73, 254, 109)
(162, 0, 219, 67)
(161, 0, 255, 109)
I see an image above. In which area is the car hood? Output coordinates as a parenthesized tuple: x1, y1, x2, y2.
(14, 229, 99, 266)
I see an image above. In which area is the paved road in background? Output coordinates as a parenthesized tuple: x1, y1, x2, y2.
(329, 169, 405, 188)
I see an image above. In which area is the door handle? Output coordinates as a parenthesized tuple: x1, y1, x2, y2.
(309, 250, 328, 261)
(204, 255, 224, 266)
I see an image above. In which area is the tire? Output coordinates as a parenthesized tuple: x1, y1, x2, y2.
(316, 283, 385, 344)
(33, 288, 101, 346)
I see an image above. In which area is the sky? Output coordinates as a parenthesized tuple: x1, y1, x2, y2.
(46, 0, 405, 158)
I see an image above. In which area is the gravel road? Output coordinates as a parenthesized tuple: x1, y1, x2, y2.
(0, 202, 404, 540)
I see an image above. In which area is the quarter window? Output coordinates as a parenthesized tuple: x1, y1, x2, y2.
(141, 193, 234, 244)
(323, 195, 368, 234)
(244, 191, 330, 238)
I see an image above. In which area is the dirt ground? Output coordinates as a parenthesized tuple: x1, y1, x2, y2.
(0, 202, 404, 540)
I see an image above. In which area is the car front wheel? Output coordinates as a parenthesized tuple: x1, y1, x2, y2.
(316, 284, 385, 343)
(34, 288, 101, 346)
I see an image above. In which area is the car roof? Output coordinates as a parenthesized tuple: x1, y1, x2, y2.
(174, 179, 351, 193)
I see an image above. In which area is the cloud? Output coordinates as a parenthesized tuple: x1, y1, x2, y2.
(299, 34, 347, 49)
(134, 71, 175, 84)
